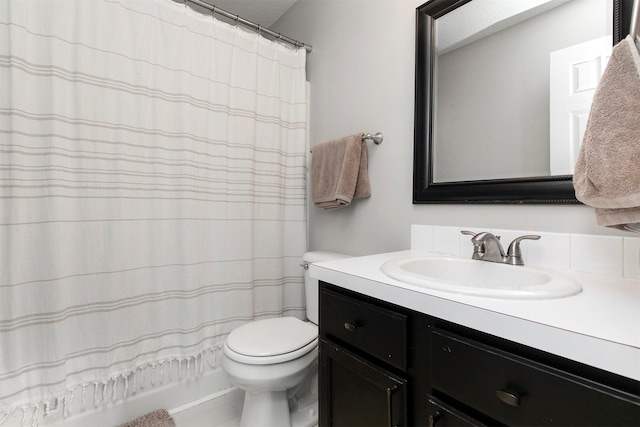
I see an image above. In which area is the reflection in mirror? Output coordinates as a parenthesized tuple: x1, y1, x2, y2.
(414, 0, 632, 203)
(433, 0, 611, 183)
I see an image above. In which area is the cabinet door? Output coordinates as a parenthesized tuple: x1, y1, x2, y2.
(320, 338, 407, 427)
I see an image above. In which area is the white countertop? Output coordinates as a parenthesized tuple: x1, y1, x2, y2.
(310, 250, 640, 381)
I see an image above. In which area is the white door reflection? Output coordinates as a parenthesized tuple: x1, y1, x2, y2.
(549, 36, 611, 175)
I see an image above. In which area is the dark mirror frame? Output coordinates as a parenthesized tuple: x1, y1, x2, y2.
(413, 0, 634, 204)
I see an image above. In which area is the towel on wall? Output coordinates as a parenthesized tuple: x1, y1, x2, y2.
(118, 409, 176, 427)
(311, 133, 371, 209)
(573, 35, 640, 232)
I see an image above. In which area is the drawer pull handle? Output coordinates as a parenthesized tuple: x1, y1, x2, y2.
(428, 411, 441, 427)
(344, 322, 357, 332)
(496, 389, 521, 407)
(386, 386, 396, 427)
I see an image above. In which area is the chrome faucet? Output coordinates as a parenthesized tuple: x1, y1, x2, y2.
(461, 231, 540, 266)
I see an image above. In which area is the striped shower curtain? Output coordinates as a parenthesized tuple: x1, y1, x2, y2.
(0, 0, 307, 424)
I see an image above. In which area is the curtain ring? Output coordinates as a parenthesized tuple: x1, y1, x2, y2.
(234, 14, 240, 26)
(258, 25, 262, 35)
(211, 6, 216, 18)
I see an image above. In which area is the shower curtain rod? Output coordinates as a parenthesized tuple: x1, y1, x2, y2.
(184, 0, 313, 52)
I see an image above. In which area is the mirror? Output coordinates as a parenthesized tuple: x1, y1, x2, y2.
(414, 0, 634, 203)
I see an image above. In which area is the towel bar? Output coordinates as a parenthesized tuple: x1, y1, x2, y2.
(362, 132, 383, 145)
(310, 132, 383, 153)
(631, 0, 640, 43)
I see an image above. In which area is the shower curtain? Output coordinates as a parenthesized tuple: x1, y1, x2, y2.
(0, 0, 307, 424)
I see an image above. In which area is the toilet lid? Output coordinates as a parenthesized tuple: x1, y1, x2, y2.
(226, 317, 317, 357)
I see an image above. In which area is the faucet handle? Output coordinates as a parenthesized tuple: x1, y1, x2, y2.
(463, 230, 501, 240)
(462, 230, 501, 243)
(461, 230, 485, 259)
(506, 235, 541, 265)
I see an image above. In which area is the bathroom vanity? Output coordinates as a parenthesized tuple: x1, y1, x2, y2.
(313, 251, 640, 426)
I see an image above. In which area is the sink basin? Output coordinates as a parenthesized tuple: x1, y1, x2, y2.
(380, 256, 582, 299)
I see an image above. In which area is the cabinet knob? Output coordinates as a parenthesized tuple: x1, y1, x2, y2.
(344, 322, 357, 332)
(428, 411, 441, 427)
(496, 389, 521, 407)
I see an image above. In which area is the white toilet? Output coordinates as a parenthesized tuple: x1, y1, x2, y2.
(222, 251, 349, 427)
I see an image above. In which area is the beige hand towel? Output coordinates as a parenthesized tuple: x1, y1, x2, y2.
(118, 409, 176, 427)
(311, 133, 371, 209)
(573, 35, 640, 232)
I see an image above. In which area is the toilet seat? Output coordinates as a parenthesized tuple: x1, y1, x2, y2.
(224, 317, 318, 365)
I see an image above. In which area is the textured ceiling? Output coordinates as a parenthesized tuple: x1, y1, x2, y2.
(197, 0, 299, 27)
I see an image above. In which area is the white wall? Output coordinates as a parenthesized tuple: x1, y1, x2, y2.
(272, 0, 630, 257)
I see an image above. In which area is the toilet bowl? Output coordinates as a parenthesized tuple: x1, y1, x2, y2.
(221, 251, 349, 427)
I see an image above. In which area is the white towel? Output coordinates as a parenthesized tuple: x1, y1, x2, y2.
(573, 35, 640, 233)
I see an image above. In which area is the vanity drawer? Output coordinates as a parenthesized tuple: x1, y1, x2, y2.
(320, 287, 407, 371)
(431, 329, 640, 426)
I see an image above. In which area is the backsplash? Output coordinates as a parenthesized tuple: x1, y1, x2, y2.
(411, 225, 640, 280)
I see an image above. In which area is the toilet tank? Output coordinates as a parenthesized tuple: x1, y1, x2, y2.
(302, 251, 350, 324)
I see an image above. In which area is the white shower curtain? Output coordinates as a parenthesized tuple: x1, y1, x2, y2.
(0, 0, 307, 423)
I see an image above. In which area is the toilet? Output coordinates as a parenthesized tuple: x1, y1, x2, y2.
(222, 251, 349, 427)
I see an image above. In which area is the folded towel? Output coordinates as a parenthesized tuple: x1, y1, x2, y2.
(311, 133, 371, 209)
(118, 409, 176, 427)
(573, 35, 640, 232)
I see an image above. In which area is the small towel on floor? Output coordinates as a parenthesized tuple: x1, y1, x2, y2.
(118, 409, 176, 427)
(311, 133, 371, 209)
(573, 35, 640, 232)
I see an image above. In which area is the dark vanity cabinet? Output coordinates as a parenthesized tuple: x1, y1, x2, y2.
(429, 328, 640, 426)
(319, 281, 640, 426)
(319, 285, 414, 426)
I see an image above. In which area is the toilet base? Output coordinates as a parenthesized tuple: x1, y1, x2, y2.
(237, 373, 318, 427)
(289, 377, 318, 427)
(240, 390, 290, 427)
